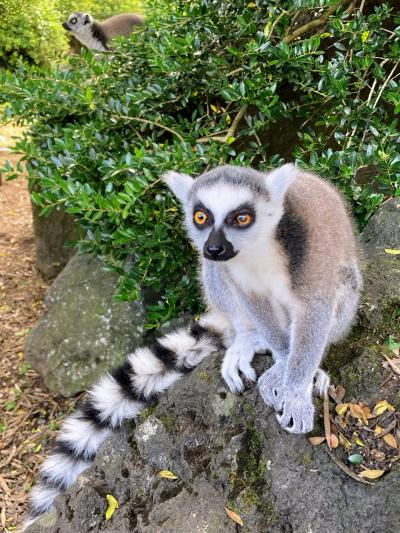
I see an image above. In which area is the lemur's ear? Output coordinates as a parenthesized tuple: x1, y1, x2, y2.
(162, 171, 194, 203)
(84, 14, 90, 24)
(264, 163, 297, 201)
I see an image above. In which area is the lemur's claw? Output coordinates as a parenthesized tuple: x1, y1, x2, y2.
(257, 361, 285, 409)
(276, 393, 315, 434)
(222, 340, 259, 394)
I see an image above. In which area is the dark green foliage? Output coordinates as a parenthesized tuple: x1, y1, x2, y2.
(1, 0, 399, 326)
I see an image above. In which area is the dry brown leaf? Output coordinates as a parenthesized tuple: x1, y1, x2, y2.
(359, 469, 385, 480)
(336, 403, 349, 416)
(361, 405, 372, 419)
(336, 385, 346, 401)
(383, 433, 398, 449)
(375, 426, 383, 436)
(371, 449, 386, 461)
(339, 433, 353, 450)
(159, 470, 178, 480)
(308, 436, 326, 446)
(225, 508, 244, 526)
(349, 403, 368, 425)
(329, 434, 339, 449)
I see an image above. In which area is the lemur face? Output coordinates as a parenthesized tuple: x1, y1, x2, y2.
(163, 165, 296, 262)
(62, 13, 92, 32)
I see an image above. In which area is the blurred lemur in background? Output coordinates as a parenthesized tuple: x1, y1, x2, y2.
(25, 164, 361, 527)
(63, 12, 144, 52)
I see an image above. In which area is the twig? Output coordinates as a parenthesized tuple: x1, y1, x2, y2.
(372, 61, 400, 110)
(324, 391, 332, 449)
(226, 67, 244, 78)
(375, 419, 397, 439)
(197, 104, 248, 144)
(115, 115, 185, 142)
(266, 10, 288, 40)
(383, 354, 400, 376)
(325, 446, 374, 485)
(284, 0, 352, 43)
(359, 0, 366, 14)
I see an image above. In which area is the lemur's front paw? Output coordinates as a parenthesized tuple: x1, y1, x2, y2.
(276, 391, 315, 434)
(222, 342, 258, 394)
(257, 361, 285, 409)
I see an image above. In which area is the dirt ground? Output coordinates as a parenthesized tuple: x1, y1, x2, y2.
(0, 155, 76, 531)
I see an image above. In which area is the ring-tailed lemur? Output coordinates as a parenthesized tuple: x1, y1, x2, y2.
(62, 12, 144, 52)
(25, 164, 361, 526)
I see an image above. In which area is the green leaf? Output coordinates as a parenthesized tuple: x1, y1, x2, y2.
(348, 454, 364, 465)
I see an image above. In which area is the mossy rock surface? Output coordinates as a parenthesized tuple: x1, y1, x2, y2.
(25, 254, 146, 396)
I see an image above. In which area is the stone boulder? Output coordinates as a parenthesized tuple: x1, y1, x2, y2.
(31, 201, 79, 278)
(26, 200, 400, 532)
(25, 254, 146, 396)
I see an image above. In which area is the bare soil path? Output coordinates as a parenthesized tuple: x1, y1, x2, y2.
(0, 155, 76, 531)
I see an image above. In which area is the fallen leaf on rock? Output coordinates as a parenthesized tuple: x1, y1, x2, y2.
(370, 449, 386, 461)
(225, 508, 244, 526)
(336, 403, 349, 416)
(329, 434, 339, 449)
(336, 385, 346, 401)
(105, 494, 119, 520)
(349, 403, 368, 425)
(159, 470, 178, 480)
(354, 434, 365, 447)
(384, 249, 400, 255)
(348, 453, 364, 465)
(308, 436, 326, 445)
(373, 400, 395, 415)
(339, 432, 353, 450)
(359, 469, 385, 480)
(383, 434, 398, 449)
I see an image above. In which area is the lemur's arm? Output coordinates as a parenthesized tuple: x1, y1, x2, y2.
(260, 296, 334, 434)
(203, 262, 288, 393)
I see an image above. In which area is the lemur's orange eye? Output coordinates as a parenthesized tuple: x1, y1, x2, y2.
(194, 211, 208, 225)
(235, 213, 252, 226)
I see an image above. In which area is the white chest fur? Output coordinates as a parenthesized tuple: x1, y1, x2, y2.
(226, 244, 295, 330)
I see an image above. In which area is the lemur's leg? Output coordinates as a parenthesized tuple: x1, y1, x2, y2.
(273, 297, 335, 434)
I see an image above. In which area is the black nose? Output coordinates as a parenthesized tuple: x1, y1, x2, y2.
(206, 245, 225, 257)
(62, 22, 70, 30)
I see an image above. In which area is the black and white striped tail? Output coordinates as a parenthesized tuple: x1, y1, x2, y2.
(25, 322, 221, 527)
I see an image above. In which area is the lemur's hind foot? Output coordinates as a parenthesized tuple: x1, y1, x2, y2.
(314, 368, 330, 398)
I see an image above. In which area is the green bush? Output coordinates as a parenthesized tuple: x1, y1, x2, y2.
(0, 0, 143, 69)
(1, 0, 399, 327)
(0, 0, 68, 68)
(58, 0, 143, 20)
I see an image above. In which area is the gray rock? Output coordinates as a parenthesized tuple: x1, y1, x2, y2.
(26, 201, 400, 531)
(31, 200, 79, 278)
(361, 197, 400, 254)
(25, 254, 146, 396)
(358, 198, 400, 334)
(27, 354, 400, 533)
